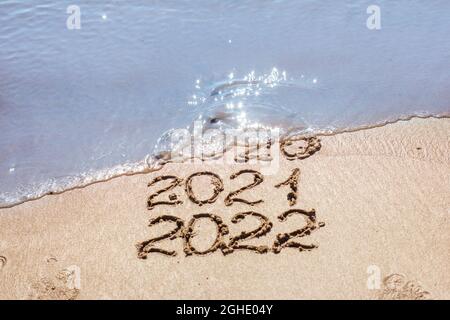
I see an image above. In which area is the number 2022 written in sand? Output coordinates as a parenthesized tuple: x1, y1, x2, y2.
(136, 136, 325, 258)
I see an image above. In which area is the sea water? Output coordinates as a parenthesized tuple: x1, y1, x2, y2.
(0, 0, 449, 207)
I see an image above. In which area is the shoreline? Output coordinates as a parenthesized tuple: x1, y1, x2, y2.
(0, 117, 449, 299)
(1, 114, 449, 210)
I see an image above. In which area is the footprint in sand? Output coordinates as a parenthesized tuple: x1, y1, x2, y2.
(45, 256, 58, 264)
(28, 266, 80, 300)
(379, 273, 431, 300)
(0, 256, 7, 270)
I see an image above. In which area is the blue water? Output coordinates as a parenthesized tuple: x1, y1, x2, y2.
(0, 0, 449, 207)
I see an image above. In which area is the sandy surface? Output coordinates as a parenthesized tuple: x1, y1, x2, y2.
(0, 117, 449, 300)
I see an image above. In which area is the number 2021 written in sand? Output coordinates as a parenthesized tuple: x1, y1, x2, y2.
(136, 137, 325, 258)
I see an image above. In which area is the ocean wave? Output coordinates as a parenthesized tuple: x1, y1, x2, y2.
(1, 1, 450, 208)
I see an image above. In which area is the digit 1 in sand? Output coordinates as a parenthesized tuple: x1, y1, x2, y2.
(274, 168, 300, 206)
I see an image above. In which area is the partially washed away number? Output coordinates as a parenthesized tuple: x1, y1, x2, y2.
(280, 136, 321, 160)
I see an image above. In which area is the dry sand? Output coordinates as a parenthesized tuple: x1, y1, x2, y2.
(0, 117, 449, 300)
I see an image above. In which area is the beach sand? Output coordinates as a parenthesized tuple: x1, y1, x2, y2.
(0, 117, 448, 300)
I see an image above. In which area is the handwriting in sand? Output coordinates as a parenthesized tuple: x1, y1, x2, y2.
(137, 136, 325, 258)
